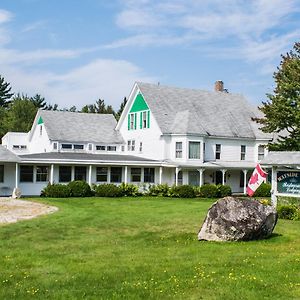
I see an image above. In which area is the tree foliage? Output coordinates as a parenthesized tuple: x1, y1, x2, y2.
(255, 41, 300, 150)
(81, 99, 115, 115)
(116, 97, 127, 120)
(3, 94, 38, 133)
(0, 75, 14, 107)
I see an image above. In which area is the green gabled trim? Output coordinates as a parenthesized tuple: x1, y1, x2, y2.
(147, 110, 150, 128)
(130, 93, 149, 113)
(38, 116, 44, 125)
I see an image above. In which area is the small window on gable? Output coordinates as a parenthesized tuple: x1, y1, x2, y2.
(139, 142, 143, 152)
(142, 111, 147, 128)
(241, 145, 246, 160)
(130, 113, 135, 130)
(127, 140, 135, 151)
(40, 125, 42, 136)
(258, 145, 265, 160)
(176, 142, 182, 158)
(53, 142, 58, 150)
(216, 144, 221, 160)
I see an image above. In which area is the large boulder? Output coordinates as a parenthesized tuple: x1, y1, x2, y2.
(198, 197, 278, 241)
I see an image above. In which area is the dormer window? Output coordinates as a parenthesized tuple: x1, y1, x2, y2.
(107, 146, 116, 151)
(74, 144, 84, 150)
(88, 143, 93, 151)
(96, 145, 106, 151)
(53, 142, 58, 150)
(61, 144, 72, 149)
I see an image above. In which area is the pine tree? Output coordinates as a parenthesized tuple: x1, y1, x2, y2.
(30, 94, 47, 109)
(255, 41, 300, 150)
(116, 97, 127, 120)
(0, 75, 14, 107)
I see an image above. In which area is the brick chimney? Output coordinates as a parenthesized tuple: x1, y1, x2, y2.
(214, 80, 224, 92)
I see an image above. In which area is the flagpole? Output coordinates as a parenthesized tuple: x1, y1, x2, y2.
(271, 166, 277, 208)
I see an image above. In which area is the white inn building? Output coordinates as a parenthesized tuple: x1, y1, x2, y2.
(0, 81, 273, 196)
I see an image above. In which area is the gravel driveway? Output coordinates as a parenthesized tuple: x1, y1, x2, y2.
(0, 198, 58, 225)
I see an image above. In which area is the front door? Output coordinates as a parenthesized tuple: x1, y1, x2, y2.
(216, 171, 223, 185)
(188, 171, 199, 186)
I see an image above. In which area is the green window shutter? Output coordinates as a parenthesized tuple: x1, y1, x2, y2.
(128, 114, 130, 130)
(134, 113, 137, 130)
(147, 110, 150, 128)
(140, 112, 142, 129)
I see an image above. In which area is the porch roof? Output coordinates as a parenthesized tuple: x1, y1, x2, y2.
(18, 152, 170, 166)
(172, 160, 255, 169)
(0, 146, 20, 162)
(261, 151, 300, 167)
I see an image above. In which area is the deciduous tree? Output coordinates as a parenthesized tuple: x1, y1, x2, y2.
(255, 42, 300, 150)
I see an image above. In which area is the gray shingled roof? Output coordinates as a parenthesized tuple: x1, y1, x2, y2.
(261, 151, 300, 166)
(19, 152, 159, 163)
(37, 110, 123, 144)
(0, 145, 20, 162)
(137, 82, 272, 139)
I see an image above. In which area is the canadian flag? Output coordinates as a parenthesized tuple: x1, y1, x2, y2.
(246, 164, 267, 197)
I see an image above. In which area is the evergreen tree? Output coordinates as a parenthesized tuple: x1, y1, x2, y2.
(81, 99, 116, 115)
(255, 41, 300, 150)
(0, 75, 14, 107)
(30, 94, 47, 109)
(3, 94, 38, 133)
(116, 97, 127, 120)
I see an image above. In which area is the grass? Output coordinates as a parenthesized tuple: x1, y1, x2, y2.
(0, 197, 299, 299)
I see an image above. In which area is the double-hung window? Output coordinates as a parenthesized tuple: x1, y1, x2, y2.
(127, 140, 135, 151)
(215, 144, 221, 160)
(176, 142, 182, 158)
(59, 166, 72, 182)
(107, 146, 116, 151)
(75, 166, 86, 181)
(131, 168, 141, 182)
(241, 145, 246, 160)
(142, 111, 147, 128)
(36, 166, 49, 182)
(130, 113, 135, 130)
(96, 167, 108, 182)
(189, 142, 200, 159)
(258, 145, 265, 160)
(110, 167, 122, 183)
(20, 165, 34, 182)
(144, 168, 155, 183)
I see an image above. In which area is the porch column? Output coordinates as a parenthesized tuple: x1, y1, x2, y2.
(124, 166, 128, 184)
(197, 168, 205, 187)
(88, 165, 92, 186)
(50, 164, 54, 184)
(15, 163, 19, 189)
(159, 166, 163, 184)
(271, 166, 277, 208)
(221, 169, 227, 185)
(243, 169, 248, 195)
(175, 167, 181, 186)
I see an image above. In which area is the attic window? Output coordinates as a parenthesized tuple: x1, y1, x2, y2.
(53, 142, 58, 150)
(40, 125, 43, 136)
(74, 144, 84, 150)
(61, 144, 72, 149)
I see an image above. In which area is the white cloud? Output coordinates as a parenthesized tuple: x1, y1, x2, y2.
(113, 0, 299, 71)
(1, 59, 156, 109)
(0, 9, 12, 24)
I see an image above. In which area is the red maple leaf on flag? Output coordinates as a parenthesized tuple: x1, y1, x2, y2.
(249, 173, 258, 185)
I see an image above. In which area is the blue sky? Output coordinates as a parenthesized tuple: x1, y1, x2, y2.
(0, 0, 299, 109)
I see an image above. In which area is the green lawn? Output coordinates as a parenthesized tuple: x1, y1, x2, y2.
(0, 197, 299, 300)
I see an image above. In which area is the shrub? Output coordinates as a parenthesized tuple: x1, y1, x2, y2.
(199, 184, 218, 198)
(277, 205, 300, 220)
(41, 183, 71, 198)
(170, 185, 196, 198)
(217, 185, 232, 197)
(68, 180, 92, 197)
(148, 184, 170, 197)
(253, 183, 271, 197)
(120, 183, 140, 197)
(95, 184, 123, 197)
